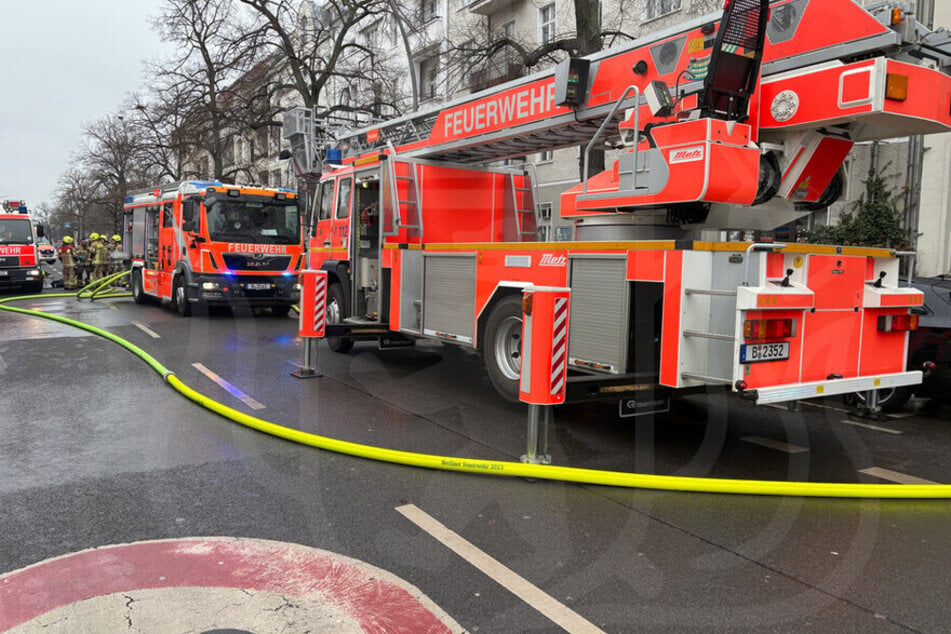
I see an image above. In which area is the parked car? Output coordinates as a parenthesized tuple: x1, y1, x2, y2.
(847, 275, 951, 412)
(37, 239, 57, 264)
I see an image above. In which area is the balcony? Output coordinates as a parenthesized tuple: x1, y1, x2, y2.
(465, 0, 511, 17)
(469, 62, 524, 92)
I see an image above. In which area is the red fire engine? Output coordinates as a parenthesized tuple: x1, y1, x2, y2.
(123, 181, 303, 316)
(287, 0, 951, 408)
(0, 200, 44, 294)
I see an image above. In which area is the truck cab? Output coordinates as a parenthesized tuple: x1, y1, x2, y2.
(0, 203, 44, 294)
(124, 181, 303, 316)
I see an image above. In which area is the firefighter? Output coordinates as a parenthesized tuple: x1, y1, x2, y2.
(110, 234, 125, 284)
(58, 236, 77, 289)
(91, 233, 110, 282)
(74, 238, 89, 286)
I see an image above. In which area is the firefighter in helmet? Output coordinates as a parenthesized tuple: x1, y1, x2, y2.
(110, 234, 125, 282)
(91, 233, 110, 282)
(58, 236, 77, 290)
(74, 238, 90, 286)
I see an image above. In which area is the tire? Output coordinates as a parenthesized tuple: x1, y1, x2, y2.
(173, 276, 192, 317)
(271, 304, 292, 317)
(753, 152, 781, 206)
(326, 283, 353, 353)
(483, 295, 524, 403)
(797, 170, 844, 212)
(131, 270, 147, 304)
(29, 279, 44, 294)
(843, 386, 912, 413)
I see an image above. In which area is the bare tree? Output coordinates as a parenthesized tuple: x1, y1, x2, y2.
(153, 0, 263, 181)
(238, 0, 400, 120)
(76, 112, 155, 234)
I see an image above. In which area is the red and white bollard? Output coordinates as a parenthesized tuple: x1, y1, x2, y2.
(518, 286, 571, 464)
(292, 269, 328, 379)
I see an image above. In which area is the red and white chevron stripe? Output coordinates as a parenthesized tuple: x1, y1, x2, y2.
(313, 275, 326, 335)
(550, 297, 568, 395)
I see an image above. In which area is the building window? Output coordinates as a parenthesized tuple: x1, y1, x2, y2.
(500, 19, 515, 40)
(644, 0, 681, 21)
(539, 3, 556, 44)
(537, 150, 553, 164)
(419, 55, 440, 101)
(420, 0, 438, 23)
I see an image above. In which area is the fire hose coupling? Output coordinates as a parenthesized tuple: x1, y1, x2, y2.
(923, 361, 937, 377)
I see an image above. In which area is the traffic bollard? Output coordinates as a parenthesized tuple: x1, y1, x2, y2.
(518, 286, 570, 464)
(292, 269, 327, 379)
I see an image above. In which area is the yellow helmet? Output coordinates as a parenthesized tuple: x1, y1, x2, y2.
(89, 232, 99, 240)
(62, 236, 73, 244)
(112, 234, 121, 242)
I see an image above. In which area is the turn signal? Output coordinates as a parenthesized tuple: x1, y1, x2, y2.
(744, 318, 795, 340)
(877, 314, 919, 332)
(890, 8, 902, 26)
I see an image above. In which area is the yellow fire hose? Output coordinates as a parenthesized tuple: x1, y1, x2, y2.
(1, 290, 949, 499)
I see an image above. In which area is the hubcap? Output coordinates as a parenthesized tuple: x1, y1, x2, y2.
(327, 298, 341, 324)
(494, 315, 522, 380)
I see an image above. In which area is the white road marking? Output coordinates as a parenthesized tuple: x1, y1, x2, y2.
(859, 467, 937, 485)
(132, 321, 161, 339)
(191, 363, 265, 410)
(838, 419, 902, 435)
(801, 401, 851, 415)
(741, 436, 810, 454)
(396, 504, 605, 634)
(887, 412, 916, 419)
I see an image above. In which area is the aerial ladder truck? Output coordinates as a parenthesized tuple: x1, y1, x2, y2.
(285, 0, 951, 411)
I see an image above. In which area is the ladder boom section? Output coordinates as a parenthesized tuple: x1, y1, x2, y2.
(327, 0, 950, 166)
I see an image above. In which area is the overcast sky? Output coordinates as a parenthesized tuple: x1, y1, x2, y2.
(0, 0, 172, 211)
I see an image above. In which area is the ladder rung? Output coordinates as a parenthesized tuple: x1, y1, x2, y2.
(683, 329, 733, 341)
(395, 175, 416, 180)
(398, 199, 419, 205)
(681, 372, 732, 385)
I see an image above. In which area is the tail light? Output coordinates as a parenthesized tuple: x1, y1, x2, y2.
(877, 314, 919, 332)
(744, 318, 795, 340)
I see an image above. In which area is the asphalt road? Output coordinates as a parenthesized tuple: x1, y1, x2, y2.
(1, 286, 949, 632)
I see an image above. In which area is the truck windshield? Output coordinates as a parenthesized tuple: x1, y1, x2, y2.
(0, 218, 34, 244)
(204, 199, 300, 245)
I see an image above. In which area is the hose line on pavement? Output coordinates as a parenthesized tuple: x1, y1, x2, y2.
(2, 292, 949, 499)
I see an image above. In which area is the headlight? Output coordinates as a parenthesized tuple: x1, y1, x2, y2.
(293, 283, 302, 291)
(202, 282, 221, 291)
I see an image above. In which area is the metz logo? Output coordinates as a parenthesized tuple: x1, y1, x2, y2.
(539, 253, 567, 267)
(670, 146, 705, 164)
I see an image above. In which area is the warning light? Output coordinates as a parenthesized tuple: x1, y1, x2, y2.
(890, 8, 903, 26)
(744, 318, 795, 340)
(877, 314, 919, 332)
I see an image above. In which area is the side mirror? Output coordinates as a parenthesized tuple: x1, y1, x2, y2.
(182, 200, 196, 223)
(182, 220, 195, 233)
(36, 225, 45, 238)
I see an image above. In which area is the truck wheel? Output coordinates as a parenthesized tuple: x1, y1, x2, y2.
(29, 279, 44, 294)
(326, 283, 353, 353)
(131, 270, 147, 304)
(843, 387, 912, 413)
(484, 295, 523, 402)
(271, 304, 291, 317)
(173, 276, 192, 317)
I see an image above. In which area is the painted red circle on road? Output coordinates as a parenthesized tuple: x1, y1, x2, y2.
(0, 537, 458, 632)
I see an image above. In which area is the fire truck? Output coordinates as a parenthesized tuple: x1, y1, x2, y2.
(0, 200, 44, 294)
(123, 181, 303, 316)
(286, 0, 951, 407)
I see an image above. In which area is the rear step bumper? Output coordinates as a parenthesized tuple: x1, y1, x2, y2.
(744, 371, 922, 405)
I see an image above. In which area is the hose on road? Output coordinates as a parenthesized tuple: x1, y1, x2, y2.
(2, 291, 949, 499)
